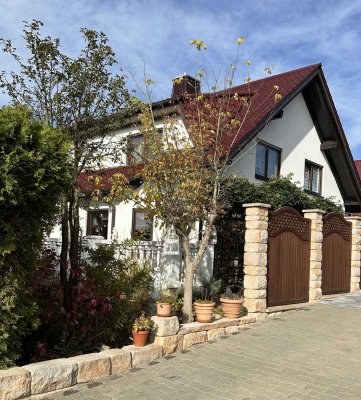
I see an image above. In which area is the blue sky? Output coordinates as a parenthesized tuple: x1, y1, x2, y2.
(1, 0, 361, 159)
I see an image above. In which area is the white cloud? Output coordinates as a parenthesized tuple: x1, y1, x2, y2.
(1, 0, 361, 157)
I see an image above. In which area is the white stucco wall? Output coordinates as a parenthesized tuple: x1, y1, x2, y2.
(226, 93, 344, 204)
(89, 117, 187, 169)
(48, 92, 346, 288)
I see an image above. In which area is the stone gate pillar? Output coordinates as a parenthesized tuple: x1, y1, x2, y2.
(242, 203, 271, 319)
(345, 216, 361, 293)
(303, 209, 325, 302)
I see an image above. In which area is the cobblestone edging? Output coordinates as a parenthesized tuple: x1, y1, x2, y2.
(0, 315, 256, 400)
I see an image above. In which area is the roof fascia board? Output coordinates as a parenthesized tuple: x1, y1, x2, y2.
(316, 70, 361, 192)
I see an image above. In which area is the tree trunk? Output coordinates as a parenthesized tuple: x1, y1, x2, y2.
(64, 186, 80, 341)
(180, 212, 217, 323)
(181, 235, 194, 323)
(60, 196, 69, 306)
(69, 188, 80, 273)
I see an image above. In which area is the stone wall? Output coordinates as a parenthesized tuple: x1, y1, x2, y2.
(0, 315, 256, 400)
(303, 209, 325, 302)
(242, 203, 271, 319)
(346, 217, 361, 293)
(0, 345, 157, 400)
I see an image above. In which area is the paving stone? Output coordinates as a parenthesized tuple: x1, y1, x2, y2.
(30, 295, 361, 400)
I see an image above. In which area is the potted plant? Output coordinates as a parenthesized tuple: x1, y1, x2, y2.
(193, 280, 223, 323)
(156, 295, 174, 317)
(220, 289, 244, 319)
(132, 312, 155, 347)
(193, 300, 215, 323)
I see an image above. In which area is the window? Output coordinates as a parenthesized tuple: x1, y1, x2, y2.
(127, 130, 163, 165)
(255, 142, 281, 180)
(304, 161, 322, 194)
(132, 209, 153, 241)
(87, 210, 109, 238)
(127, 135, 145, 165)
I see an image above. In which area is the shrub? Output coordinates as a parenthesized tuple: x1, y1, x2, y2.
(220, 174, 343, 214)
(28, 240, 153, 361)
(0, 106, 70, 368)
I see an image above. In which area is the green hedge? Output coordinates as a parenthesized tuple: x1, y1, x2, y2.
(0, 106, 70, 368)
(219, 174, 343, 214)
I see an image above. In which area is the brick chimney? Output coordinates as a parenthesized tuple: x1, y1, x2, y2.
(172, 74, 201, 97)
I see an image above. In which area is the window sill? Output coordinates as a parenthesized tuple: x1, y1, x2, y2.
(304, 189, 321, 197)
(255, 174, 279, 182)
(255, 174, 269, 181)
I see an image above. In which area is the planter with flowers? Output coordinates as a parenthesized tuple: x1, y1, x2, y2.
(132, 312, 155, 347)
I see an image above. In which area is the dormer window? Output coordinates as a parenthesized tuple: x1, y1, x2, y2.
(255, 142, 281, 180)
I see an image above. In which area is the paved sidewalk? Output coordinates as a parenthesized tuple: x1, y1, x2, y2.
(319, 292, 361, 308)
(44, 301, 361, 400)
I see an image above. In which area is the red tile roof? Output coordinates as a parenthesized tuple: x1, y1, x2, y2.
(355, 160, 361, 179)
(183, 64, 321, 156)
(78, 64, 323, 193)
(78, 164, 143, 193)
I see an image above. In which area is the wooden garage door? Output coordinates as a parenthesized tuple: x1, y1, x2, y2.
(267, 207, 310, 307)
(322, 213, 351, 295)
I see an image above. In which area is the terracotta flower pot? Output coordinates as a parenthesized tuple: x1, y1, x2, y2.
(156, 302, 172, 317)
(220, 298, 244, 319)
(132, 329, 150, 347)
(194, 302, 215, 323)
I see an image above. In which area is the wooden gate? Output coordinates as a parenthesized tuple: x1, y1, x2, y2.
(322, 213, 351, 295)
(267, 207, 311, 307)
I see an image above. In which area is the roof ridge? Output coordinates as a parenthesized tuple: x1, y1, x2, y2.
(230, 63, 321, 91)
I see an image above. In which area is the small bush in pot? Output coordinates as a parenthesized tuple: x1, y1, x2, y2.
(192, 280, 224, 323)
(132, 312, 155, 347)
(220, 288, 244, 319)
(156, 295, 174, 317)
(193, 295, 215, 323)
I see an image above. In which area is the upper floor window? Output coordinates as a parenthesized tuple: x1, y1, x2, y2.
(304, 161, 322, 195)
(127, 129, 163, 165)
(132, 209, 153, 241)
(127, 134, 145, 165)
(87, 210, 109, 238)
(255, 142, 281, 180)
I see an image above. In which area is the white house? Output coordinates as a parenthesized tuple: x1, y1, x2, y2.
(48, 64, 361, 289)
